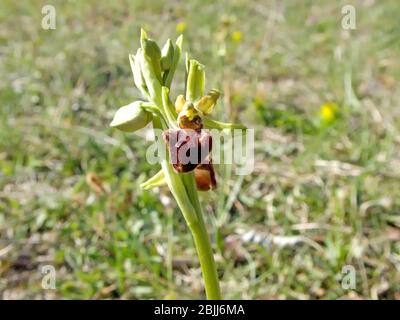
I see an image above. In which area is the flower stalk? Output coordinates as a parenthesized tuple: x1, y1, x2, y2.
(110, 29, 245, 299)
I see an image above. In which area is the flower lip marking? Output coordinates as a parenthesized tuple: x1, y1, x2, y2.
(163, 129, 212, 173)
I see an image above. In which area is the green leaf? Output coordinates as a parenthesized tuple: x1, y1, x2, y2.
(140, 169, 166, 190)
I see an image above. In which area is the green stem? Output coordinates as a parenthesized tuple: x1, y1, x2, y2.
(182, 173, 221, 299)
(153, 117, 221, 299)
(190, 214, 221, 299)
(161, 87, 179, 128)
(164, 164, 221, 299)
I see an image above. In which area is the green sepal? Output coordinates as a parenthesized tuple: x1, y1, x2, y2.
(195, 89, 220, 114)
(186, 59, 205, 102)
(203, 117, 246, 130)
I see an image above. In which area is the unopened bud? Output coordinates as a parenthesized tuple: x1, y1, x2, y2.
(129, 51, 148, 98)
(142, 38, 161, 62)
(161, 39, 174, 71)
(140, 31, 162, 82)
(110, 101, 152, 132)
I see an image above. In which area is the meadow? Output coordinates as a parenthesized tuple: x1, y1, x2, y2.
(0, 0, 399, 299)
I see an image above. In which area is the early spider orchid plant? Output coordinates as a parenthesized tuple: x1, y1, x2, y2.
(110, 29, 245, 300)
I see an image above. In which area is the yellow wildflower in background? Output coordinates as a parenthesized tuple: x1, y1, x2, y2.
(231, 31, 242, 42)
(176, 21, 186, 33)
(320, 102, 339, 124)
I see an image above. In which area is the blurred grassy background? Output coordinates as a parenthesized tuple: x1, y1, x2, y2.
(1, 0, 400, 299)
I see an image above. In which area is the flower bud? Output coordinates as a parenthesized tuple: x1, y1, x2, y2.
(140, 30, 162, 82)
(139, 48, 162, 105)
(129, 51, 148, 98)
(142, 38, 162, 62)
(142, 40, 162, 81)
(164, 35, 183, 88)
(140, 30, 161, 57)
(195, 89, 220, 114)
(110, 101, 152, 132)
(161, 39, 174, 71)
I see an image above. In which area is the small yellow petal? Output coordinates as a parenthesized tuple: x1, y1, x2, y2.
(195, 89, 220, 115)
(175, 94, 186, 113)
(320, 102, 339, 123)
(231, 31, 242, 42)
(176, 21, 186, 33)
